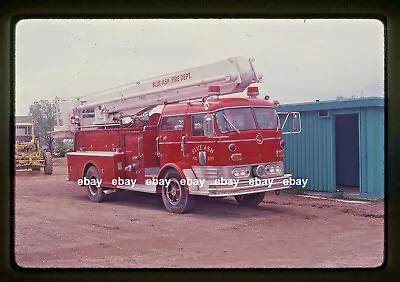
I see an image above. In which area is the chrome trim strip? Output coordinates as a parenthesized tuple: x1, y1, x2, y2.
(188, 190, 210, 196)
(208, 186, 291, 197)
(192, 163, 284, 180)
(159, 141, 181, 145)
(117, 184, 157, 193)
(209, 179, 287, 189)
(215, 106, 275, 111)
(68, 151, 123, 157)
(209, 181, 286, 191)
(185, 137, 280, 144)
(186, 140, 218, 144)
(205, 174, 291, 196)
(216, 137, 280, 143)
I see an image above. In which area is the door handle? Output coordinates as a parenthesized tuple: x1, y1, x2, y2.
(155, 136, 161, 157)
(137, 137, 143, 159)
(181, 135, 188, 158)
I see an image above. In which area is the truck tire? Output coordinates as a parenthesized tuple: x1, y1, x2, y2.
(44, 152, 53, 175)
(32, 168, 41, 171)
(234, 192, 266, 206)
(161, 169, 195, 214)
(86, 166, 106, 203)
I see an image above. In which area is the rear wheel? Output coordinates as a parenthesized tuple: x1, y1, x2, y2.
(44, 152, 53, 175)
(234, 192, 266, 206)
(161, 169, 195, 214)
(86, 166, 106, 203)
(32, 167, 41, 171)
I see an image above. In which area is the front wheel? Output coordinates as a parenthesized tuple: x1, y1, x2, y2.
(86, 166, 106, 203)
(161, 169, 195, 214)
(234, 192, 266, 206)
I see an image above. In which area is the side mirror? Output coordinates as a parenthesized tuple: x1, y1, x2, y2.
(278, 112, 301, 135)
(203, 114, 215, 137)
(293, 113, 299, 132)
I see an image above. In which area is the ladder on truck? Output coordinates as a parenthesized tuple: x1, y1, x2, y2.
(52, 57, 263, 138)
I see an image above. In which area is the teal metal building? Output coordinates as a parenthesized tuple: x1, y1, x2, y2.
(277, 97, 384, 199)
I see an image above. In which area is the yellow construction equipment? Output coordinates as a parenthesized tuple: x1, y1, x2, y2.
(15, 122, 53, 174)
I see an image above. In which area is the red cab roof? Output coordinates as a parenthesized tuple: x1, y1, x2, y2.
(163, 97, 276, 116)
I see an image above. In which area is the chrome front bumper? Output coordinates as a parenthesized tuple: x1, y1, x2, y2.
(207, 174, 292, 197)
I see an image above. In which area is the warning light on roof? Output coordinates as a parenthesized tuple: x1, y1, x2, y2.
(207, 85, 221, 102)
(247, 87, 259, 98)
(208, 86, 221, 96)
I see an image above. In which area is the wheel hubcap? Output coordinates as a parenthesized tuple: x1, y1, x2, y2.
(88, 177, 98, 196)
(166, 178, 181, 205)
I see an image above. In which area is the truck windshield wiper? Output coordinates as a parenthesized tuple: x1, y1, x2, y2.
(222, 113, 240, 134)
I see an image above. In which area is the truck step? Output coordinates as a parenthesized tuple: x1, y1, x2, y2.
(117, 184, 157, 194)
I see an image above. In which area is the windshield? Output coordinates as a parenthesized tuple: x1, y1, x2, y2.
(253, 107, 279, 130)
(16, 126, 32, 136)
(215, 107, 278, 133)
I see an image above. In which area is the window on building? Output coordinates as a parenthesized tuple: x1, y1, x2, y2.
(318, 110, 329, 118)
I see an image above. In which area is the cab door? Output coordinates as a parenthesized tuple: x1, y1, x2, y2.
(158, 114, 188, 167)
(185, 113, 217, 167)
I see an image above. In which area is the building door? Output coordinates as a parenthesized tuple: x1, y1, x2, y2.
(335, 114, 360, 193)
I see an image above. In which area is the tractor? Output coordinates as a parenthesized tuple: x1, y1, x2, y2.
(15, 122, 53, 174)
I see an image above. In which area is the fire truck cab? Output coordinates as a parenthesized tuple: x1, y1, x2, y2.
(55, 57, 300, 213)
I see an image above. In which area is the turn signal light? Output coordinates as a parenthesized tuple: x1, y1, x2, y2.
(276, 150, 284, 158)
(231, 153, 242, 161)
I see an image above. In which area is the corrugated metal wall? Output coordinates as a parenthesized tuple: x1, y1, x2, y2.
(359, 107, 384, 197)
(277, 99, 384, 199)
(280, 110, 335, 193)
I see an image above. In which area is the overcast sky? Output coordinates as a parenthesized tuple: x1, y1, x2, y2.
(15, 19, 384, 115)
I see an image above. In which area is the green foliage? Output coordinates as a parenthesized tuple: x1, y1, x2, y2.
(28, 97, 61, 152)
(336, 94, 360, 100)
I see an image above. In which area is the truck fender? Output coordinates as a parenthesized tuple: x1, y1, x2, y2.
(157, 162, 193, 194)
(82, 160, 101, 180)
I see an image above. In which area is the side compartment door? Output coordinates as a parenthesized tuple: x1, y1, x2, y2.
(123, 131, 144, 183)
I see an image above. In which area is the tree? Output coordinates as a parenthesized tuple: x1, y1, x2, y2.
(335, 95, 346, 100)
(336, 94, 359, 100)
(28, 97, 62, 152)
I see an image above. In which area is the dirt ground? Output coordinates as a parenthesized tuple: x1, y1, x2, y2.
(14, 157, 384, 268)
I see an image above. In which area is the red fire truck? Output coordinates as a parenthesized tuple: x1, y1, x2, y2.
(53, 57, 301, 213)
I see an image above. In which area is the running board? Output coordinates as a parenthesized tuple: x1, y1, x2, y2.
(116, 184, 157, 193)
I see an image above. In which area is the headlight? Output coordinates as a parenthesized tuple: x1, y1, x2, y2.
(265, 162, 283, 175)
(232, 167, 250, 178)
